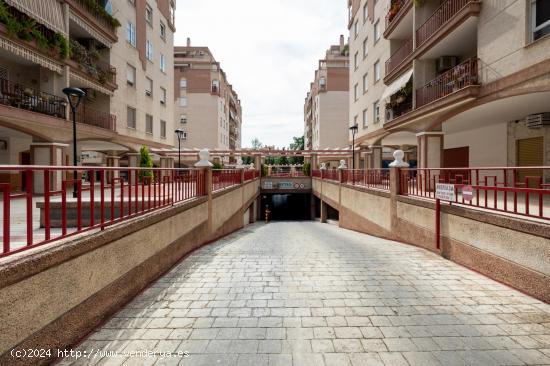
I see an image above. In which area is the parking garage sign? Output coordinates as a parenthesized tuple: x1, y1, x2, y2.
(435, 183, 456, 201)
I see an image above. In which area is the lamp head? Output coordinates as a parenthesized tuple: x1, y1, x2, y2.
(174, 128, 185, 140)
(62, 87, 85, 109)
(349, 123, 359, 134)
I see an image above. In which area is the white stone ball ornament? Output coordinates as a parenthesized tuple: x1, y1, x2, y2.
(194, 149, 214, 167)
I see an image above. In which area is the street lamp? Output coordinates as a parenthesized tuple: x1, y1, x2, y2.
(63, 87, 85, 198)
(174, 129, 185, 169)
(349, 123, 359, 170)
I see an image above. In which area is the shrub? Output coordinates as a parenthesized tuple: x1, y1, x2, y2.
(139, 146, 154, 181)
(302, 162, 311, 177)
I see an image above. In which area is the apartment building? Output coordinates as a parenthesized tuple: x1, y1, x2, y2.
(0, 0, 176, 192)
(349, 0, 550, 180)
(174, 39, 242, 165)
(304, 35, 350, 163)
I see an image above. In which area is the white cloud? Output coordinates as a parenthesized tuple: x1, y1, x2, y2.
(174, 0, 348, 148)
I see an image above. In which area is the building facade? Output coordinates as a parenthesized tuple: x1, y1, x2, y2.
(304, 35, 350, 158)
(0, 0, 176, 191)
(174, 39, 242, 165)
(348, 0, 550, 181)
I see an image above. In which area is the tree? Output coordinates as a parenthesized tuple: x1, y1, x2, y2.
(251, 138, 263, 150)
(289, 135, 305, 165)
(139, 145, 154, 181)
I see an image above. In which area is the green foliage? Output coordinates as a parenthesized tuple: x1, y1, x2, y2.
(17, 18, 36, 41)
(261, 164, 268, 177)
(289, 135, 305, 165)
(212, 162, 223, 170)
(139, 146, 154, 181)
(0, 0, 8, 23)
(250, 138, 263, 149)
(80, 0, 121, 28)
(54, 33, 70, 59)
(413, 0, 424, 7)
(302, 162, 311, 177)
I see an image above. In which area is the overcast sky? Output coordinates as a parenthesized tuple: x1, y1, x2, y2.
(174, 0, 348, 148)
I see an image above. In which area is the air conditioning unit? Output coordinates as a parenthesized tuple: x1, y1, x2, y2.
(180, 116, 187, 124)
(437, 56, 458, 72)
(182, 132, 188, 140)
(145, 90, 151, 96)
(526, 113, 550, 128)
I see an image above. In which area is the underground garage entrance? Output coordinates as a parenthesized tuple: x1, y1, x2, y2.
(261, 194, 312, 221)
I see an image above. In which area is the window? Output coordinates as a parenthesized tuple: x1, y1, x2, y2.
(353, 116, 358, 131)
(374, 20, 381, 42)
(354, 21, 359, 38)
(146, 114, 153, 134)
(126, 64, 136, 86)
(160, 53, 166, 72)
(363, 73, 368, 93)
(212, 79, 219, 93)
(180, 78, 187, 89)
(180, 114, 187, 124)
(373, 101, 380, 123)
(126, 22, 136, 47)
(160, 22, 166, 40)
(127, 107, 136, 128)
(160, 120, 166, 138)
(319, 77, 326, 89)
(146, 40, 153, 61)
(363, 37, 368, 58)
(169, 0, 175, 24)
(179, 96, 187, 107)
(354, 83, 359, 101)
(363, 2, 368, 23)
(374, 61, 381, 82)
(532, 0, 550, 41)
(362, 109, 368, 128)
(145, 4, 153, 25)
(145, 77, 153, 96)
(160, 87, 166, 105)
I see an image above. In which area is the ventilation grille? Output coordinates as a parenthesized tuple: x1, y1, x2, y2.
(0, 66, 8, 80)
(525, 113, 550, 129)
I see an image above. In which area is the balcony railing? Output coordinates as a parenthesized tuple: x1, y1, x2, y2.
(416, 58, 478, 108)
(72, 106, 116, 131)
(69, 41, 117, 86)
(0, 78, 66, 119)
(416, 0, 471, 47)
(386, 99, 413, 122)
(71, 0, 120, 36)
(385, 39, 413, 77)
(386, 0, 412, 30)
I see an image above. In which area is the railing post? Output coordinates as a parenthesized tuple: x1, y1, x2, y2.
(205, 167, 213, 235)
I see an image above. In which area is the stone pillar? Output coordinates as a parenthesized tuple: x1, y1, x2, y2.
(416, 132, 444, 169)
(205, 167, 213, 234)
(30, 143, 68, 194)
(159, 156, 174, 180)
(310, 154, 318, 169)
(320, 200, 328, 223)
(105, 155, 121, 184)
(369, 146, 383, 169)
(254, 155, 261, 170)
(126, 152, 141, 185)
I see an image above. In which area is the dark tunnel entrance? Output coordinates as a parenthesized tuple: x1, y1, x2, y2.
(261, 194, 312, 221)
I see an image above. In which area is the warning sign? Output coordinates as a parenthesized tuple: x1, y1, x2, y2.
(462, 185, 474, 202)
(435, 183, 456, 201)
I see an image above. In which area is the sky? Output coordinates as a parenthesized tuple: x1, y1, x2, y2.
(174, 0, 349, 148)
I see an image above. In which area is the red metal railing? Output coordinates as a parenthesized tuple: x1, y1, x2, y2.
(0, 166, 207, 258)
(73, 105, 116, 131)
(312, 170, 321, 178)
(212, 169, 241, 191)
(244, 169, 260, 181)
(0, 78, 66, 119)
(343, 169, 391, 191)
(416, 58, 478, 108)
(322, 169, 340, 182)
(416, 0, 471, 47)
(385, 39, 413, 76)
(400, 167, 550, 220)
(385, 0, 411, 29)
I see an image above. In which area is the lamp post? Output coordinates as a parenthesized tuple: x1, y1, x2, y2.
(174, 129, 185, 170)
(349, 123, 359, 170)
(63, 87, 85, 198)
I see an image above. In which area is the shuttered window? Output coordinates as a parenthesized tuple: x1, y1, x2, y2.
(517, 137, 543, 186)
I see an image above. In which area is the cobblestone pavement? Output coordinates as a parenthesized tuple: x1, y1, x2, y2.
(61, 222, 550, 366)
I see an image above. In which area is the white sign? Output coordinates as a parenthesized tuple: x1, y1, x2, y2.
(263, 181, 273, 189)
(462, 185, 474, 202)
(435, 183, 456, 201)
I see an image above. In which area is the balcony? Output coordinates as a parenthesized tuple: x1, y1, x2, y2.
(0, 78, 66, 119)
(415, 0, 481, 56)
(384, 39, 413, 83)
(384, 0, 413, 39)
(66, 0, 120, 40)
(416, 58, 479, 108)
(73, 105, 116, 131)
(68, 40, 117, 89)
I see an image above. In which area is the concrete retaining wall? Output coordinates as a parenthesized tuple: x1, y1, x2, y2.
(0, 177, 260, 365)
(313, 176, 550, 303)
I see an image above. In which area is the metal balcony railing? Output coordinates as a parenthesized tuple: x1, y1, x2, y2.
(385, 0, 411, 30)
(72, 106, 116, 131)
(385, 39, 413, 76)
(416, 0, 472, 47)
(416, 58, 479, 108)
(0, 78, 66, 119)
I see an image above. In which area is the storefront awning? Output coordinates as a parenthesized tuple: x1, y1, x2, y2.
(4, 0, 66, 35)
(381, 69, 413, 100)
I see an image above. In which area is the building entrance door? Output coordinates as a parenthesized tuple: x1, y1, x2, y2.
(517, 137, 543, 187)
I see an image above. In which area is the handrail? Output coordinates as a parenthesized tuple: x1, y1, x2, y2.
(0, 78, 67, 119)
(416, 0, 471, 47)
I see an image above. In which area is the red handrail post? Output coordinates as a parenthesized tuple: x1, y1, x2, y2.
(2, 184, 10, 254)
(26, 169, 33, 246)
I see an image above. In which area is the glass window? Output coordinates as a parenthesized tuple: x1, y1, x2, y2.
(374, 61, 381, 81)
(160, 53, 166, 72)
(180, 114, 187, 124)
(373, 101, 380, 123)
(319, 77, 326, 89)
(180, 78, 187, 89)
(145, 77, 153, 96)
(179, 97, 187, 107)
(146, 114, 153, 134)
(363, 37, 368, 58)
(145, 4, 153, 25)
(532, 0, 550, 41)
(363, 73, 368, 93)
(127, 107, 136, 128)
(374, 20, 380, 42)
(354, 52, 358, 69)
(363, 3, 368, 23)
(354, 83, 359, 101)
(160, 120, 166, 138)
(354, 21, 359, 38)
(126, 64, 136, 86)
(126, 22, 136, 47)
(160, 22, 166, 40)
(160, 87, 166, 105)
(146, 40, 153, 61)
(363, 108, 368, 128)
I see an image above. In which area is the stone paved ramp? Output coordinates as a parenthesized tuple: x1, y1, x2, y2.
(60, 222, 550, 366)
